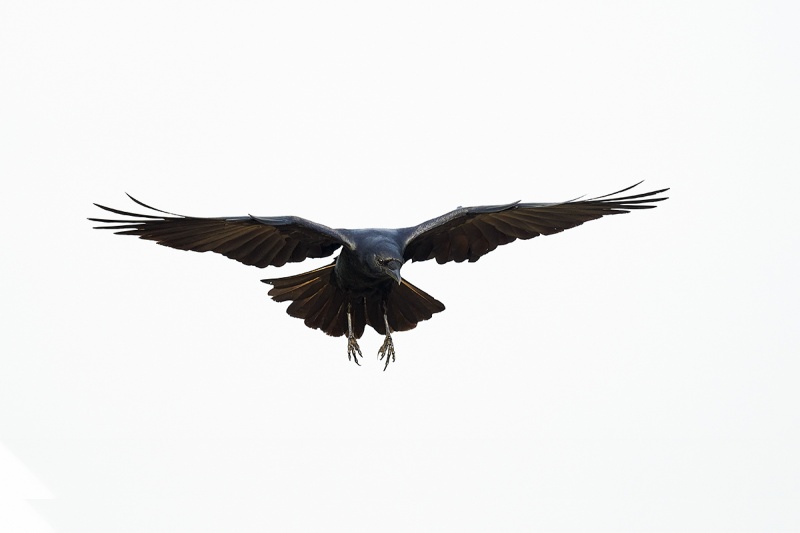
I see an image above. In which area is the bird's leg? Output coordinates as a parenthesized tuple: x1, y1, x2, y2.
(377, 312, 396, 371)
(346, 303, 363, 366)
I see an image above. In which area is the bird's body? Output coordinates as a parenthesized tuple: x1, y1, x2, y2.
(90, 182, 668, 369)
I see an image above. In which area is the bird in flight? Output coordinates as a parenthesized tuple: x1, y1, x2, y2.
(90, 182, 668, 369)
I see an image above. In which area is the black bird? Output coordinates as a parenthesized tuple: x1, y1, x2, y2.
(90, 182, 668, 369)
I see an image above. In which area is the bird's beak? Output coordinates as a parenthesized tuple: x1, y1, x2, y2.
(389, 267, 402, 285)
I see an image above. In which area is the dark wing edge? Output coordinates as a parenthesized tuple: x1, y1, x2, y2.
(89, 194, 355, 268)
(400, 182, 669, 264)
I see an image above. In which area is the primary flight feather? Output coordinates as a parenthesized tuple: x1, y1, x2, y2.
(90, 182, 668, 369)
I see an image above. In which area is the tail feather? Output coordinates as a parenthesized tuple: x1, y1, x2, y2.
(265, 264, 334, 302)
(263, 263, 355, 338)
(386, 279, 446, 333)
(287, 283, 328, 317)
(318, 288, 347, 337)
(365, 297, 385, 334)
(262, 262, 445, 338)
(303, 284, 338, 331)
(393, 293, 428, 331)
(350, 297, 367, 338)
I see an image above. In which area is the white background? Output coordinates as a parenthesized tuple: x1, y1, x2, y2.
(1, 1, 798, 531)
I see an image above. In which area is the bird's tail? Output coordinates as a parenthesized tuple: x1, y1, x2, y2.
(262, 263, 445, 338)
(262, 262, 349, 337)
(383, 279, 445, 335)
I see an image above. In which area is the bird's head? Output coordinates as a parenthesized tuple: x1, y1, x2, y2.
(349, 232, 405, 285)
(369, 254, 404, 285)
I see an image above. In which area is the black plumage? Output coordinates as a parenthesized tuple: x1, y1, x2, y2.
(90, 182, 668, 369)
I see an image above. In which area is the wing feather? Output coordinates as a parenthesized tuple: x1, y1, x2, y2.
(449, 230, 470, 263)
(90, 195, 354, 268)
(401, 182, 668, 264)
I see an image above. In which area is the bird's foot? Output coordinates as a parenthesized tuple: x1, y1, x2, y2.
(346, 303, 362, 366)
(347, 335, 363, 366)
(377, 333, 396, 371)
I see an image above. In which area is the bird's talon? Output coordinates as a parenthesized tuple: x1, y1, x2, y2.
(346, 304, 363, 366)
(347, 335, 363, 366)
(377, 334, 395, 370)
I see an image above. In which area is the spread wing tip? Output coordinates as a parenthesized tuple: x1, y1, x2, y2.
(124, 193, 183, 216)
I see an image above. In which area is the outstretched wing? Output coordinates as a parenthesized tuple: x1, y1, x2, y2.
(89, 195, 355, 268)
(401, 182, 668, 264)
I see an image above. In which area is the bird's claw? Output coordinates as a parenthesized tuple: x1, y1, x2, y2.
(377, 334, 395, 371)
(347, 335, 363, 366)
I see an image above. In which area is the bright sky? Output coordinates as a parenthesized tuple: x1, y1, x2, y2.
(2, 1, 798, 532)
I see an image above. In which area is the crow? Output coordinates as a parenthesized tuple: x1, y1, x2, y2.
(90, 182, 668, 369)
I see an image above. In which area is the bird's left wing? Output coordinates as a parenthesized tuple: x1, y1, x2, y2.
(400, 182, 668, 264)
(89, 195, 355, 268)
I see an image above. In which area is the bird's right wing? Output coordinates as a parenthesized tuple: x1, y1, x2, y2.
(400, 182, 668, 264)
(89, 195, 355, 268)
